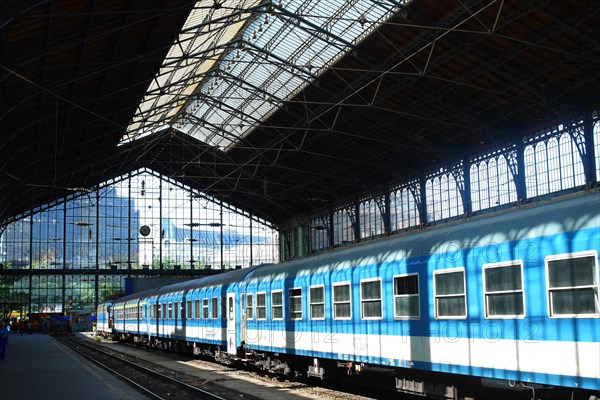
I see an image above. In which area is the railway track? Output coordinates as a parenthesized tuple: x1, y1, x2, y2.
(68, 334, 543, 400)
(59, 334, 583, 400)
(56, 336, 257, 400)
(70, 333, 404, 399)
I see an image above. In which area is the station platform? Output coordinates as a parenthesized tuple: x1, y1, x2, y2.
(0, 332, 148, 400)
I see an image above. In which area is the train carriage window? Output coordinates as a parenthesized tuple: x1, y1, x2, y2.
(186, 300, 192, 319)
(180, 302, 185, 320)
(333, 282, 352, 319)
(162, 303, 167, 319)
(394, 274, 420, 319)
(203, 298, 209, 319)
(434, 269, 467, 319)
(174, 302, 178, 319)
(212, 297, 218, 319)
(361, 279, 382, 319)
(289, 288, 303, 320)
(256, 293, 267, 320)
(310, 286, 325, 320)
(547, 252, 600, 317)
(271, 291, 283, 320)
(194, 300, 200, 319)
(168, 303, 173, 319)
(228, 297, 234, 321)
(484, 261, 524, 318)
(155, 304, 160, 319)
(246, 294, 254, 320)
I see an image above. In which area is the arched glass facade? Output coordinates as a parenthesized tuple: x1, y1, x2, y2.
(0, 168, 278, 314)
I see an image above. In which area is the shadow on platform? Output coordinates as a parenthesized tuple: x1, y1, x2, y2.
(0, 333, 147, 400)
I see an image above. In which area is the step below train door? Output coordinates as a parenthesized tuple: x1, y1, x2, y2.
(226, 292, 236, 355)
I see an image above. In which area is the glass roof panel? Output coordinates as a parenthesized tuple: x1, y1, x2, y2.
(121, 0, 411, 149)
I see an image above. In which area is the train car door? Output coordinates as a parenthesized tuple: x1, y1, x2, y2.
(226, 292, 236, 355)
(107, 305, 113, 330)
(136, 299, 141, 337)
(240, 292, 246, 344)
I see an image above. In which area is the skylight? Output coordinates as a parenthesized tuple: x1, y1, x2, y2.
(121, 0, 409, 149)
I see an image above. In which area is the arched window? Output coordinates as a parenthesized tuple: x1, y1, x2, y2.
(390, 186, 419, 230)
(426, 170, 463, 222)
(359, 197, 384, 239)
(310, 215, 329, 251)
(470, 153, 517, 212)
(333, 206, 355, 246)
(525, 126, 586, 198)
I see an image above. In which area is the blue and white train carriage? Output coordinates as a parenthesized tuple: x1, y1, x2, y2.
(98, 192, 600, 398)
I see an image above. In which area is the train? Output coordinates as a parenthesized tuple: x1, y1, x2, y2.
(97, 192, 600, 399)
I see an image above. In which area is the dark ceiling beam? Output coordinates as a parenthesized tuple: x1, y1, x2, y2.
(402, 2, 600, 138)
(0, 0, 51, 30)
(69, 0, 102, 190)
(1, 5, 172, 74)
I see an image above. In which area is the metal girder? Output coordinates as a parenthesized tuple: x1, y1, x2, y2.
(291, 0, 558, 147)
(406, 0, 600, 134)
(218, 68, 285, 105)
(266, 0, 496, 160)
(175, 2, 263, 39)
(243, 40, 317, 80)
(192, 91, 261, 128)
(0, 1, 52, 30)
(158, 38, 243, 71)
(184, 111, 244, 144)
(270, 3, 356, 55)
(366, 0, 408, 19)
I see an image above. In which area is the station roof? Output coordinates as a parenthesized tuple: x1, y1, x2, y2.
(1, 0, 599, 226)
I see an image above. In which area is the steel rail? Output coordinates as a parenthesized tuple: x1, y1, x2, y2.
(63, 337, 227, 400)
